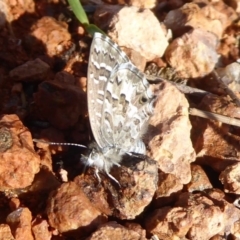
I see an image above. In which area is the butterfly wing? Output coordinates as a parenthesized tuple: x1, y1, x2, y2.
(100, 62, 154, 154)
(87, 33, 130, 148)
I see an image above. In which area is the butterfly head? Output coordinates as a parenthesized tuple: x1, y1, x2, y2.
(81, 142, 124, 173)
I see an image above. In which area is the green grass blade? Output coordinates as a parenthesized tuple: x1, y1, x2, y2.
(68, 0, 89, 25)
(67, 0, 105, 36)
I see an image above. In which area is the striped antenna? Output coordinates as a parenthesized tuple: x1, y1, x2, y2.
(32, 139, 87, 148)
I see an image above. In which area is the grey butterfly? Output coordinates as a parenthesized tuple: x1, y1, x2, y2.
(82, 33, 155, 184)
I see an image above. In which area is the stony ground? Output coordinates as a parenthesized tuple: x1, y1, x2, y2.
(0, 0, 239, 239)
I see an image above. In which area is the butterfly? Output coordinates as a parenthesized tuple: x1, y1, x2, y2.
(33, 33, 155, 184)
(82, 33, 155, 184)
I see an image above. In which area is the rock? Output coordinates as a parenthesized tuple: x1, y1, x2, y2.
(87, 221, 147, 240)
(146, 190, 240, 239)
(216, 62, 240, 92)
(154, 172, 183, 208)
(0, 0, 10, 29)
(74, 170, 114, 217)
(34, 81, 87, 129)
(9, 58, 50, 82)
(186, 164, 213, 192)
(124, 222, 146, 237)
(75, 156, 158, 220)
(219, 162, 240, 194)
(165, 28, 219, 78)
(94, 5, 169, 61)
(0, 224, 14, 240)
(164, 2, 238, 38)
(145, 206, 193, 239)
(0, 114, 40, 190)
(197, 0, 238, 29)
(34, 127, 68, 156)
(207, 189, 240, 237)
(32, 217, 52, 240)
(111, 157, 158, 219)
(102, 0, 157, 9)
(121, 47, 147, 72)
(28, 168, 61, 193)
(11, 83, 23, 93)
(46, 182, 107, 235)
(231, 220, 240, 238)
(6, 207, 34, 240)
(191, 94, 240, 172)
(146, 81, 196, 185)
(9, 197, 20, 211)
(30, 16, 72, 57)
(54, 71, 76, 85)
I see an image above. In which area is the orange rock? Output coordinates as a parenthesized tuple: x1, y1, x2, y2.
(0, 114, 40, 190)
(46, 182, 107, 234)
(7, 207, 34, 240)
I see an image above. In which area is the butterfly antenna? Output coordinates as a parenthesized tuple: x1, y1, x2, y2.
(32, 139, 87, 148)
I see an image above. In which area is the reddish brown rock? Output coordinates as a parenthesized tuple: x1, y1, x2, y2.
(9, 197, 20, 211)
(46, 181, 107, 234)
(75, 156, 158, 220)
(74, 172, 113, 216)
(34, 81, 87, 129)
(9, 58, 50, 82)
(0, 224, 14, 240)
(164, 2, 237, 38)
(198, 0, 238, 29)
(30, 16, 72, 57)
(191, 94, 240, 172)
(231, 220, 240, 239)
(34, 127, 68, 156)
(165, 28, 219, 78)
(146, 191, 240, 239)
(102, 0, 156, 8)
(154, 172, 183, 208)
(0, 0, 10, 28)
(186, 164, 213, 192)
(28, 167, 60, 193)
(146, 81, 196, 185)
(219, 162, 240, 194)
(11, 83, 23, 93)
(145, 206, 192, 239)
(54, 71, 76, 85)
(0, 114, 40, 190)
(164, 3, 217, 36)
(6, 207, 34, 240)
(207, 189, 240, 237)
(32, 217, 52, 240)
(124, 222, 146, 237)
(34, 146, 53, 172)
(111, 157, 158, 219)
(87, 221, 147, 240)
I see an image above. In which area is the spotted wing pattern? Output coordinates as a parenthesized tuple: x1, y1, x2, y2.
(87, 33, 154, 157)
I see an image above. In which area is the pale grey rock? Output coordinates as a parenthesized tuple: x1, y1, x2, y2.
(94, 5, 169, 61)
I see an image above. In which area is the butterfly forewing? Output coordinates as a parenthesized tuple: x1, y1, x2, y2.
(87, 33, 130, 148)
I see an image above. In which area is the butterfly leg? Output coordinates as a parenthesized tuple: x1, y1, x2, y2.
(106, 172, 120, 186)
(94, 167, 120, 186)
(94, 168, 102, 183)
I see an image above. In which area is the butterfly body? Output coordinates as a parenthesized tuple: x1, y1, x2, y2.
(85, 33, 155, 183)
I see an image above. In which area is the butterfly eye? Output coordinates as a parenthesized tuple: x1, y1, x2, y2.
(140, 96, 148, 104)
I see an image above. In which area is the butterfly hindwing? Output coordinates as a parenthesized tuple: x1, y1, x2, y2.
(100, 62, 154, 154)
